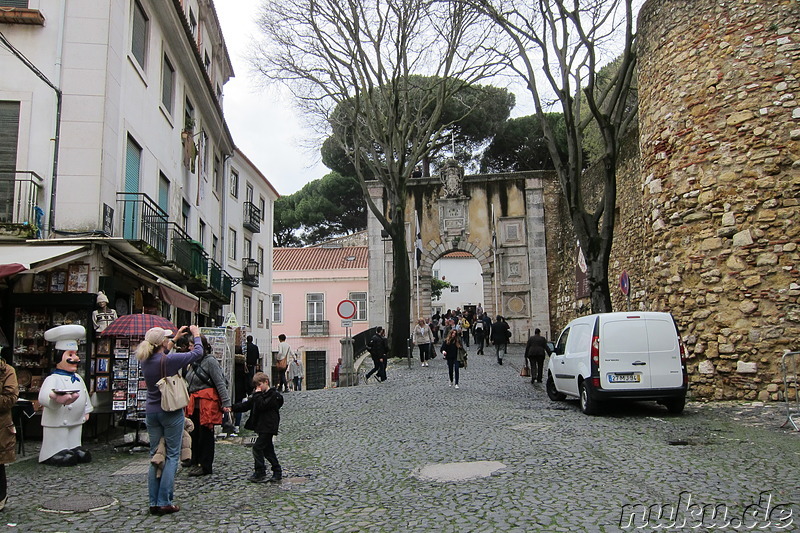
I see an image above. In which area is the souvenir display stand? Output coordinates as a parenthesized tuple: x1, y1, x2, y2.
(200, 326, 236, 397)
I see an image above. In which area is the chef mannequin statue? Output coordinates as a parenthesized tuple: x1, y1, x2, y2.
(92, 291, 117, 333)
(39, 325, 93, 466)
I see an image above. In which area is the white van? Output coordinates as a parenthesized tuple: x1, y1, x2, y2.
(546, 312, 688, 415)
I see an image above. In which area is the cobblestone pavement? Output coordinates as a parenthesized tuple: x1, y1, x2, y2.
(5, 344, 799, 532)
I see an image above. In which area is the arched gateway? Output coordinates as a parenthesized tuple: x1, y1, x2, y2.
(367, 162, 552, 343)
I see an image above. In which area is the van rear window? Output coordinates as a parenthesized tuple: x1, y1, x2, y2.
(603, 320, 648, 353)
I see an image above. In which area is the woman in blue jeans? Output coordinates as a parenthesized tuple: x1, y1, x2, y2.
(135, 324, 203, 515)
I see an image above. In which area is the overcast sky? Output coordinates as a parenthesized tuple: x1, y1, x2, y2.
(215, 2, 329, 196)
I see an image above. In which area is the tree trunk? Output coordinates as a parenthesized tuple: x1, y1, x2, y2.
(387, 217, 411, 360)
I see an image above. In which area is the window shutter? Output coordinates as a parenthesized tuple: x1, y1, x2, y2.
(0, 101, 20, 177)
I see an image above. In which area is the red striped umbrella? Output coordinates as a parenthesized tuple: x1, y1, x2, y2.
(100, 313, 177, 337)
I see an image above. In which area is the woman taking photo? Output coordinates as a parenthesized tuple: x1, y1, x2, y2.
(440, 329, 463, 389)
(136, 324, 202, 515)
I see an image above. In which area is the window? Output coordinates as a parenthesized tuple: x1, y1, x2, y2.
(184, 99, 194, 133)
(259, 197, 266, 221)
(157, 173, 169, 213)
(188, 8, 197, 41)
(0, 2, 30, 8)
(181, 200, 190, 232)
(213, 155, 221, 194)
(243, 295, 251, 327)
(272, 294, 282, 323)
(0, 101, 20, 223)
(246, 184, 254, 203)
(200, 132, 208, 177)
(258, 299, 264, 326)
(212, 235, 218, 263)
(349, 292, 368, 321)
(230, 170, 239, 198)
(122, 136, 142, 239)
(161, 54, 174, 113)
(230, 290, 236, 315)
(244, 237, 252, 260)
(131, 0, 149, 69)
(307, 293, 324, 321)
(228, 228, 237, 259)
(204, 51, 211, 72)
(257, 247, 264, 274)
(199, 220, 206, 248)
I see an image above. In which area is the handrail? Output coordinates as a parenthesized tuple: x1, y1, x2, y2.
(0, 171, 44, 228)
(781, 350, 799, 431)
(116, 192, 168, 255)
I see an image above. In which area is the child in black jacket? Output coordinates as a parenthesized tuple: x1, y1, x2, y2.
(231, 373, 284, 482)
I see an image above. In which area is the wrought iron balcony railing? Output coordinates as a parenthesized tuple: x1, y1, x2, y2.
(168, 223, 209, 283)
(301, 321, 330, 336)
(242, 201, 261, 233)
(0, 171, 43, 234)
(209, 258, 232, 302)
(116, 192, 168, 257)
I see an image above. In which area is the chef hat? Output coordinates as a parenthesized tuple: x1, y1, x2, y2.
(44, 324, 86, 351)
(96, 291, 109, 304)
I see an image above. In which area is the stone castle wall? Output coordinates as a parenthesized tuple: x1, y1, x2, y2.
(634, 0, 800, 400)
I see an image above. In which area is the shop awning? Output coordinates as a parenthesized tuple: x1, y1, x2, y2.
(0, 244, 90, 278)
(157, 278, 199, 313)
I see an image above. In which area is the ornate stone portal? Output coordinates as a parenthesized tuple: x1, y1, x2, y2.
(367, 163, 553, 341)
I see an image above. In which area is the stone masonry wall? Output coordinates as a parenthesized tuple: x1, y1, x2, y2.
(637, 0, 800, 400)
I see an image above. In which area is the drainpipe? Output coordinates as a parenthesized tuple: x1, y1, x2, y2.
(0, 24, 63, 239)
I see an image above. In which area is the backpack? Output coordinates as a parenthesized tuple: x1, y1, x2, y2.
(474, 321, 484, 331)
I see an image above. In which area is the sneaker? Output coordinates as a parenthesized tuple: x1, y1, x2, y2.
(449, 381, 452, 387)
(455, 384, 459, 389)
(248, 473, 268, 483)
(268, 474, 282, 483)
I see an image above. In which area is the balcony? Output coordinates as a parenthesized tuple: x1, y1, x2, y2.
(168, 223, 209, 288)
(0, 7, 45, 25)
(241, 258, 259, 287)
(242, 201, 261, 233)
(206, 258, 232, 303)
(116, 193, 168, 259)
(0, 171, 43, 239)
(301, 321, 330, 336)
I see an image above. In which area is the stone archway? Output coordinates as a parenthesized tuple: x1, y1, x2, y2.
(367, 165, 554, 343)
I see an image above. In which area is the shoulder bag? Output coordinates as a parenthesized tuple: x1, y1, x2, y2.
(157, 354, 190, 411)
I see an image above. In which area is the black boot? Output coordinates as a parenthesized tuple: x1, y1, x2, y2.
(72, 446, 92, 464)
(43, 449, 78, 467)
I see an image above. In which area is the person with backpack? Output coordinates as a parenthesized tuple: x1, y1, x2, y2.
(184, 335, 231, 477)
(459, 316, 471, 347)
(473, 314, 486, 355)
(365, 327, 389, 382)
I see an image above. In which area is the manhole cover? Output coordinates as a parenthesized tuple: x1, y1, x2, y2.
(40, 495, 118, 513)
(414, 461, 505, 482)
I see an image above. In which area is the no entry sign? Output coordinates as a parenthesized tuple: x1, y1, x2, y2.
(337, 299, 357, 319)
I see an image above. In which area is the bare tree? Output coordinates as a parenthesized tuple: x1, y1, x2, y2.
(472, 0, 638, 312)
(252, 0, 507, 353)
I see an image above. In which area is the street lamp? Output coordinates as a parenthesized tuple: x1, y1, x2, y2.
(230, 259, 259, 287)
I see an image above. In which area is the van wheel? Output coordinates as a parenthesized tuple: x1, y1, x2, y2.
(663, 396, 685, 415)
(546, 375, 566, 401)
(579, 380, 600, 415)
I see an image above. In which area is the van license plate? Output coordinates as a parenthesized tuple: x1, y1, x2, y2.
(609, 373, 640, 383)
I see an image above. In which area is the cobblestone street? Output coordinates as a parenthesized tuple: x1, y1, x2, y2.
(5, 344, 799, 532)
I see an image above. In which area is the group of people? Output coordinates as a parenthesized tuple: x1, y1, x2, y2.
(137, 325, 286, 515)
(419, 307, 513, 365)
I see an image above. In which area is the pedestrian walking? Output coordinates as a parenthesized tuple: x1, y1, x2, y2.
(184, 335, 231, 476)
(287, 354, 304, 391)
(136, 325, 203, 515)
(459, 316, 471, 347)
(473, 315, 486, 355)
(440, 329, 463, 388)
(245, 335, 260, 391)
(274, 334, 292, 392)
(365, 326, 388, 382)
(491, 315, 510, 365)
(231, 373, 284, 483)
(0, 347, 17, 511)
(524, 328, 552, 383)
(412, 318, 434, 367)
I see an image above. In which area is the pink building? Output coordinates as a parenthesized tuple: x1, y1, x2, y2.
(271, 244, 370, 389)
